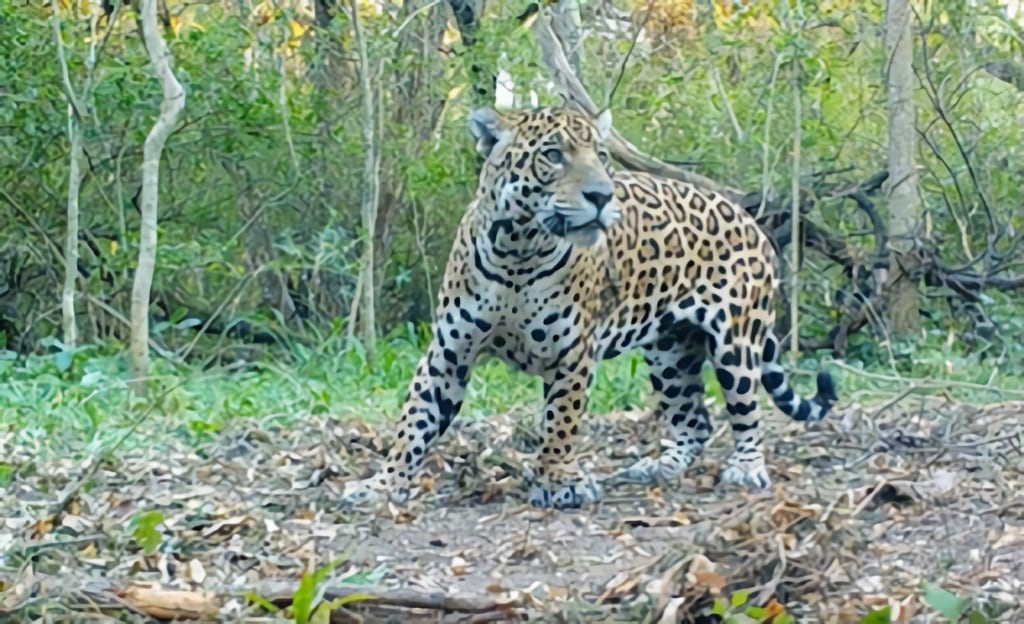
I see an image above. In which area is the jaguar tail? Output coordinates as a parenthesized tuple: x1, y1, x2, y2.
(760, 331, 837, 422)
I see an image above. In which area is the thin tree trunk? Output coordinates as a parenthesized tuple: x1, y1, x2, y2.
(50, 0, 83, 347)
(351, 0, 379, 356)
(131, 0, 185, 396)
(550, 0, 583, 77)
(62, 115, 83, 347)
(789, 62, 801, 356)
(883, 0, 921, 337)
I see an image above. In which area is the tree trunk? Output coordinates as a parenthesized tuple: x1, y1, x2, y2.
(62, 114, 83, 348)
(350, 0, 379, 357)
(131, 0, 185, 396)
(373, 0, 447, 327)
(883, 0, 922, 338)
(51, 0, 83, 348)
(788, 62, 802, 356)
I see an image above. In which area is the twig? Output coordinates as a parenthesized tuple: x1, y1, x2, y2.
(753, 533, 790, 607)
(847, 477, 890, 518)
(14, 534, 106, 559)
(756, 54, 783, 219)
(710, 62, 743, 143)
(867, 382, 920, 420)
(828, 360, 1024, 397)
(606, 0, 654, 109)
(914, 9, 997, 244)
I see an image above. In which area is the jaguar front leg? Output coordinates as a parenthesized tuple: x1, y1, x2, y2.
(527, 353, 604, 509)
(341, 314, 485, 507)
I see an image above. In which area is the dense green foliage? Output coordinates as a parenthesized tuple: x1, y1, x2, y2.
(2, 0, 1023, 437)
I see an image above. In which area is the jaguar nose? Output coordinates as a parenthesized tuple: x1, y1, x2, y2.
(583, 190, 613, 211)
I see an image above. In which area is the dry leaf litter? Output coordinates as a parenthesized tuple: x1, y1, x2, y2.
(1, 395, 1022, 622)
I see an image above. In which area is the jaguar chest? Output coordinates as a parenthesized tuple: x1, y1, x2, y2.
(483, 300, 592, 374)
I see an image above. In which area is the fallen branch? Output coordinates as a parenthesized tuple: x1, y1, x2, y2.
(0, 576, 522, 621)
(115, 583, 222, 620)
(258, 580, 521, 615)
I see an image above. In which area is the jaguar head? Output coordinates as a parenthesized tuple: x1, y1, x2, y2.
(468, 107, 620, 247)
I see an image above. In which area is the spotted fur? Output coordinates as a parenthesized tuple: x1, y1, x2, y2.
(342, 106, 837, 509)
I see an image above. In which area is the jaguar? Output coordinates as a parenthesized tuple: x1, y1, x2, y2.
(342, 106, 836, 509)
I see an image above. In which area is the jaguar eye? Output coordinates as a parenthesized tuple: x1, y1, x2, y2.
(542, 148, 565, 165)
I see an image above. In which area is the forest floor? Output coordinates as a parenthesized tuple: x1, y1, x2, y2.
(2, 393, 1023, 623)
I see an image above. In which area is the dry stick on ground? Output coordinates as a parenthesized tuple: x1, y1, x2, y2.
(0, 577, 522, 620)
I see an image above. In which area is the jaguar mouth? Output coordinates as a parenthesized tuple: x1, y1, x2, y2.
(542, 213, 609, 247)
(543, 213, 604, 237)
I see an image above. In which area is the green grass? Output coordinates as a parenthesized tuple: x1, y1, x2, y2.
(2, 319, 1023, 458)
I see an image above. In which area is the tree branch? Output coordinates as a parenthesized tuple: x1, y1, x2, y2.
(529, 8, 745, 202)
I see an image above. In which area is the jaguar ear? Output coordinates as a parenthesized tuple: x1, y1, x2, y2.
(595, 108, 613, 141)
(468, 108, 511, 158)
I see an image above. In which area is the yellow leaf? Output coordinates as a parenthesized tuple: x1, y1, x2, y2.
(288, 18, 306, 41)
(110, 240, 118, 255)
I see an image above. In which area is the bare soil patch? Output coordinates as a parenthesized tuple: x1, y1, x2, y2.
(2, 395, 1022, 622)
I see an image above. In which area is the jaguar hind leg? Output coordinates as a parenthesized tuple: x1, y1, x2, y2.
(711, 339, 771, 489)
(613, 329, 712, 485)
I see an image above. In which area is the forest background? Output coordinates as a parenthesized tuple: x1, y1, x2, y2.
(2, 0, 1023, 467)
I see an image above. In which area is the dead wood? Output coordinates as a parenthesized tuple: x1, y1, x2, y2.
(257, 580, 521, 614)
(0, 576, 521, 621)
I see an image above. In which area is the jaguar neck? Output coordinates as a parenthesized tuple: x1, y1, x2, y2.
(475, 206, 568, 265)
